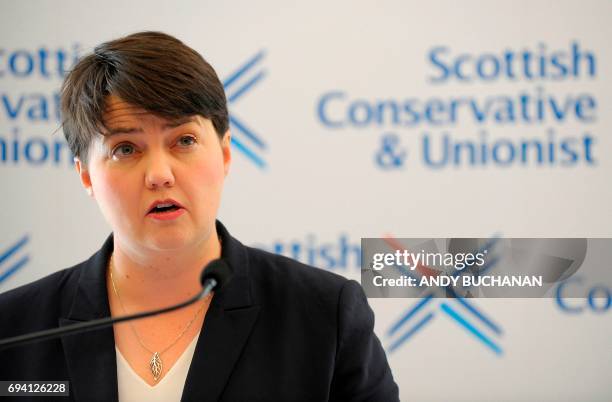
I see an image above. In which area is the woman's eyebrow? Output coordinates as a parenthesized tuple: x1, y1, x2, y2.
(105, 126, 143, 135)
(103, 117, 199, 136)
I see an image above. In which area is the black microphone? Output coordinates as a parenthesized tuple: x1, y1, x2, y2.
(0, 259, 233, 351)
(200, 259, 233, 295)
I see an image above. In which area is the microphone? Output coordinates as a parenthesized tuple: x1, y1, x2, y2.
(0, 259, 233, 351)
(200, 259, 233, 295)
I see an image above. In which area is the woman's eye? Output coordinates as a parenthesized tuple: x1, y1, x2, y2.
(111, 143, 136, 158)
(177, 135, 197, 147)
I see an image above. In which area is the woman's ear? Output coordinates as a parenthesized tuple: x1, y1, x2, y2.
(74, 158, 94, 197)
(221, 130, 232, 176)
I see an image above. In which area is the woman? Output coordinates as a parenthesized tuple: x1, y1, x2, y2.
(0, 32, 399, 402)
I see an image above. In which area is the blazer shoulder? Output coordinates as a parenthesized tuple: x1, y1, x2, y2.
(245, 245, 350, 293)
(0, 263, 82, 303)
(246, 243, 348, 287)
(0, 262, 84, 334)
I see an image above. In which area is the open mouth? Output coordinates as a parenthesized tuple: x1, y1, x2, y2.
(147, 200, 185, 218)
(149, 203, 180, 214)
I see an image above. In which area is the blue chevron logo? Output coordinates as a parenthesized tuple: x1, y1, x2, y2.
(0, 235, 30, 286)
(383, 236, 504, 356)
(223, 51, 268, 169)
(386, 292, 504, 356)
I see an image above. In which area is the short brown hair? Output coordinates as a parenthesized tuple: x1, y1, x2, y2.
(61, 31, 229, 162)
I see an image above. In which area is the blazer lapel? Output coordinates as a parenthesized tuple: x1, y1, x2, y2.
(182, 303, 260, 402)
(181, 222, 260, 402)
(59, 318, 118, 402)
(59, 235, 118, 402)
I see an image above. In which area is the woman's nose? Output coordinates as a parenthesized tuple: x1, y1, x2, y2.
(144, 152, 176, 189)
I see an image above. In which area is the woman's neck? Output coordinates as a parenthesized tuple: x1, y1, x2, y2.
(108, 232, 221, 309)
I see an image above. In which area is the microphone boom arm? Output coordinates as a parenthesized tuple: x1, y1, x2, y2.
(0, 278, 218, 351)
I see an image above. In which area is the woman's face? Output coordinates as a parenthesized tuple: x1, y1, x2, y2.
(76, 96, 231, 254)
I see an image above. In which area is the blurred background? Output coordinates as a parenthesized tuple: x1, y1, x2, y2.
(0, 1, 610, 400)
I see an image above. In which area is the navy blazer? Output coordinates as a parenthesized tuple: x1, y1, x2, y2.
(0, 222, 399, 402)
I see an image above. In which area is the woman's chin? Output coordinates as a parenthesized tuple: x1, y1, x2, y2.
(143, 232, 193, 251)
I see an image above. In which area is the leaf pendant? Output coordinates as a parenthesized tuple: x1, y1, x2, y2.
(150, 352, 163, 382)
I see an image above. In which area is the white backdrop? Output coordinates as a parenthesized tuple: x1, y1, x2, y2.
(1, 1, 610, 401)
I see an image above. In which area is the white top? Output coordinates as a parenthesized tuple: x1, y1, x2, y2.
(115, 332, 200, 402)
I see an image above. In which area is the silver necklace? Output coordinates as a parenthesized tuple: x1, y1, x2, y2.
(109, 255, 209, 382)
